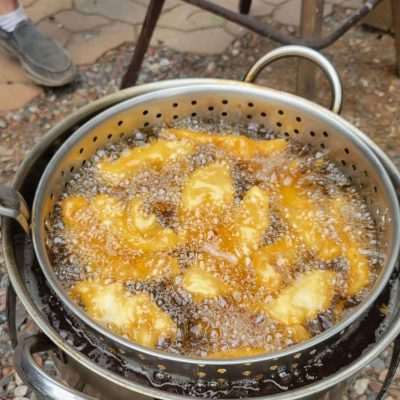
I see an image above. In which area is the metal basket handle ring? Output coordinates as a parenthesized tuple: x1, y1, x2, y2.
(243, 45, 343, 114)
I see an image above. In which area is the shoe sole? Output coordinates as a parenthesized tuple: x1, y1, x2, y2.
(0, 39, 76, 87)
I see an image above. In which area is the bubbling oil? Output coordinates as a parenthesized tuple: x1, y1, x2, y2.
(46, 120, 379, 359)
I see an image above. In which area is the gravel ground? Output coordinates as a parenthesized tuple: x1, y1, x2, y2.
(0, 8, 400, 400)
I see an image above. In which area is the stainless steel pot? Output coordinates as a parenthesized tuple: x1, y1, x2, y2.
(2, 46, 400, 399)
(4, 84, 400, 399)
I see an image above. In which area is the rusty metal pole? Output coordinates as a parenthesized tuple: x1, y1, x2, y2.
(120, 0, 166, 89)
(392, 0, 400, 77)
(296, 0, 325, 100)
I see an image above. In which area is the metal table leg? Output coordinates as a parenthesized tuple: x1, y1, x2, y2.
(296, 0, 325, 101)
(120, 0, 166, 89)
(392, 0, 400, 77)
(239, 0, 252, 15)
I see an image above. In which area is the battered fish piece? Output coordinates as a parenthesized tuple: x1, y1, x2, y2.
(97, 140, 194, 185)
(266, 270, 336, 325)
(278, 185, 342, 261)
(182, 264, 229, 302)
(163, 128, 288, 160)
(218, 186, 270, 258)
(330, 196, 370, 296)
(62, 194, 178, 255)
(179, 161, 234, 245)
(70, 281, 177, 348)
(252, 237, 298, 294)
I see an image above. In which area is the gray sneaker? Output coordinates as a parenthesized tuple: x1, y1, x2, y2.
(0, 19, 76, 87)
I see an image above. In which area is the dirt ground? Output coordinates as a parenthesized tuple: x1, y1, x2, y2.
(0, 8, 399, 400)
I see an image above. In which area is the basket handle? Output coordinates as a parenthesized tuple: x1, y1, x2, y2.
(243, 45, 343, 114)
(14, 333, 95, 400)
(0, 185, 30, 234)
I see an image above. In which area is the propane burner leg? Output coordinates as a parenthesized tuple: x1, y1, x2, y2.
(296, 0, 325, 101)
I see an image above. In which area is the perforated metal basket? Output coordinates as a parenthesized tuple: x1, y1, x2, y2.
(1, 46, 399, 387)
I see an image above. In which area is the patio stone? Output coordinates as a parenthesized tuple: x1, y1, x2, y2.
(0, 83, 42, 111)
(67, 23, 136, 65)
(0, 54, 30, 84)
(25, 0, 72, 23)
(274, 0, 333, 27)
(152, 27, 235, 54)
(53, 11, 110, 32)
(133, 0, 182, 12)
(37, 19, 71, 46)
(75, 0, 146, 25)
(223, 21, 249, 37)
(159, 5, 224, 31)
(21, 0, 37, 7)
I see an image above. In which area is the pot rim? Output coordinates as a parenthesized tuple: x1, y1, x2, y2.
(32, 81, 400, 366)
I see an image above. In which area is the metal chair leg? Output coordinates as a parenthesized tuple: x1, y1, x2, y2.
(296, 0, 324, 101)
(392, 0, 400, 77)
(239, 0, 252, 15)
(6, 283, 18, 348)
(120, 0, 166, 89)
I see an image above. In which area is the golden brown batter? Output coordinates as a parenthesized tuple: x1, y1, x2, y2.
(48, 127, 377, 358)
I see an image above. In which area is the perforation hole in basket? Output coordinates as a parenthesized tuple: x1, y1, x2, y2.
(247, 114, 253, 120)
(118, 120, 123, 126)
(296, 116, 302, 122)
(248, 102, 254, 108)
(173, 115, 179, 120)
(156, 113, 162, 118)
(143, 122, 149, 128)
(107, 134, 112, 140)
(191, 100, 197, 105)
(142, 110, 149, 115)
(260, 112, 267, 117)
(79, 148, 84, 154)
(217, 368, 226, 374)
(208, 106, 214, 112)
(221, 111, 228, 117)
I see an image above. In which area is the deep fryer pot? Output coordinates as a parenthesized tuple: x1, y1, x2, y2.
(1, 46, 400, 399)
